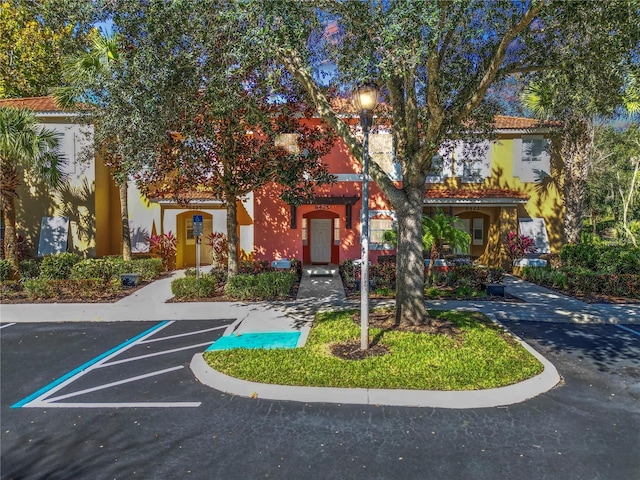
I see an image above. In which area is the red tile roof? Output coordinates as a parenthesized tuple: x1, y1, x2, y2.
(0, 96, 64, 112)
(149, 190, 222, 201)
(493, 115, 544, 130)
(425, 188, 530, 200)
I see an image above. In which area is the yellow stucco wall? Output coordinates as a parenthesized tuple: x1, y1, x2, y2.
(487, 135, 564, 255)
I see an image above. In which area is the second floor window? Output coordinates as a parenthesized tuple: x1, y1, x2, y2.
(522, 137, 547, 163)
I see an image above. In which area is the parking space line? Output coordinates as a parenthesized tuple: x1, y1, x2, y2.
(616, 324, 640, 338)
(11, 320, 173, 408)
(0, 323, 16, 329)
(23, 401, 202, 408)
(99, 341, 215, 367)
(139, 325, 228, 344)
(44, 366, 185, 403)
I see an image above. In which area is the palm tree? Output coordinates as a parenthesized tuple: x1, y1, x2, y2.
(0, 107, 65, 279)
(383, 209, 471, 276)
(422, 210, 471, 276)
(53, 31, 134, 261)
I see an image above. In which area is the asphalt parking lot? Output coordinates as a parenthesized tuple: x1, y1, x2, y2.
(1, 320, 639, 480)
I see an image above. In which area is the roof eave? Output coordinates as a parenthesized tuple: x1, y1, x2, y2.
(423, 198, 528, 207)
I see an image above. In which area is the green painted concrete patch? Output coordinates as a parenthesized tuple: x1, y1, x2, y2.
(207, 331, 301, 351)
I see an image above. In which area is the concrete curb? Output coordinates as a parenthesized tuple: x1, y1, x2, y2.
(190, 330, 561, 409)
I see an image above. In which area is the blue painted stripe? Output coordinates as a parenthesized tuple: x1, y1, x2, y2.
(11, 321, 170, 408)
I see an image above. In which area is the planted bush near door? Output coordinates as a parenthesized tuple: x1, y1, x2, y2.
(224, 271, 296, 300)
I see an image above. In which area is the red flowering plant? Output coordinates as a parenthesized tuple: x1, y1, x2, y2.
(149, 231, 177, 271)
(502, 232, 538, 264)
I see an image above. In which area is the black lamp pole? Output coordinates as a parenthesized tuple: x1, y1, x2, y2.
(353, 83, 379, 350)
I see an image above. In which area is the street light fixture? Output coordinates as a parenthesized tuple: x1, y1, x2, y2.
(353, 82, 379, 351)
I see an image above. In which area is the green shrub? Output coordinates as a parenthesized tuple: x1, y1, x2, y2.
(370, 262, 396, 290)
(24, 278, 52, 298)
(39, 252, 81, 280)
(560, 244, 640, 274)
(0, 259, 11, 281)
(19, 259, 41, 279)
(224, 271, 296, 300)
(171, 275, 220, 298)
(560, 244, 599, 270)
(71, 258, 118, 282)
(596, 247, 640, 275)
(125, 257, 164, 281)
(446, 265, 489, 290)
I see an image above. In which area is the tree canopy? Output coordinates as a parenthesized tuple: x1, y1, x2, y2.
(0, 0, 96, 98)
(241, 0, 640, 325)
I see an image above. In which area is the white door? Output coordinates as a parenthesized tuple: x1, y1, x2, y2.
(310, 219, 332, 263)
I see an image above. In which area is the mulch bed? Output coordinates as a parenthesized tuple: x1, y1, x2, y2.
(0, 281, 150, 304)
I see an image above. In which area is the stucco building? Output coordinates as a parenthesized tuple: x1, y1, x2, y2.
(1, 97, 561, 268)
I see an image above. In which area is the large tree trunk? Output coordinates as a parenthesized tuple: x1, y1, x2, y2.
(562, 118, 593, 244)
(0, 164, 20, 280)
(119, 181, 132, 261)
(226, 196, 239, 277)
(0, 190, 19, 280)
(394, 185, 427, 327)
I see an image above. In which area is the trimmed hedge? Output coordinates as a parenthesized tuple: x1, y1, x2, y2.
(224, 271, 296, 300)
(519, 266, 640, 298)
(39, 253, 81, 280)
(171, 272, 226, 299)
(19, 259, 41, 279)
(69, 257, 164, 283)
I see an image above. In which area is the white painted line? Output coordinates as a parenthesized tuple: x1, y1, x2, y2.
(0, 323, 17, 329)
(25, 321, 175, 406)
(616, 324, 640, 338)
(23, 401, 201, 408)
(44, 366, 185, 402)
(139, 325, 229, 344)
(99, 341, 215, 367)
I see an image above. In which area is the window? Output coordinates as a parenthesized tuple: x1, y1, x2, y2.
(472, 218, 484, 246)
(333, 218, 340, 245)
(370, 218, 394, 249)
(426, 154, 445, 183)
(302, 218, 308, 246)
(522, 137, 547, 162)
(519, 135, 551, 183)
(185, 218, 194, 245)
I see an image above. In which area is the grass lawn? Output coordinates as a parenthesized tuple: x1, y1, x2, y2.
(204, 310, 544, 390)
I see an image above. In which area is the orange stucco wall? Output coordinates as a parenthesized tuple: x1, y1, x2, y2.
(253, 132, 395, 265)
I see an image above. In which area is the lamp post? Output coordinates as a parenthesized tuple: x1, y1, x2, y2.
(353, 83, 379, 351)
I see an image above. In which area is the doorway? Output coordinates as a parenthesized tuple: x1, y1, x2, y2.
(310, 219, 332, 263)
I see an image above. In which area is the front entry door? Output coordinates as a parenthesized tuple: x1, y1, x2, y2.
(310, 219, 332, 263)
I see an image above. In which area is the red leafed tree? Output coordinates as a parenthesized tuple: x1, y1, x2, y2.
(136, 100, 335, 276)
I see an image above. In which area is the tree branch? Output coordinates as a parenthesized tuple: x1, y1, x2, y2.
(455, 1, 545, 123)
(277, 47, 404, 206)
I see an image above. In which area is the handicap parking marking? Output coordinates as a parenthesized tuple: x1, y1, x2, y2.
(0, 323, 17, 330)
(11, 320, 231, 409)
